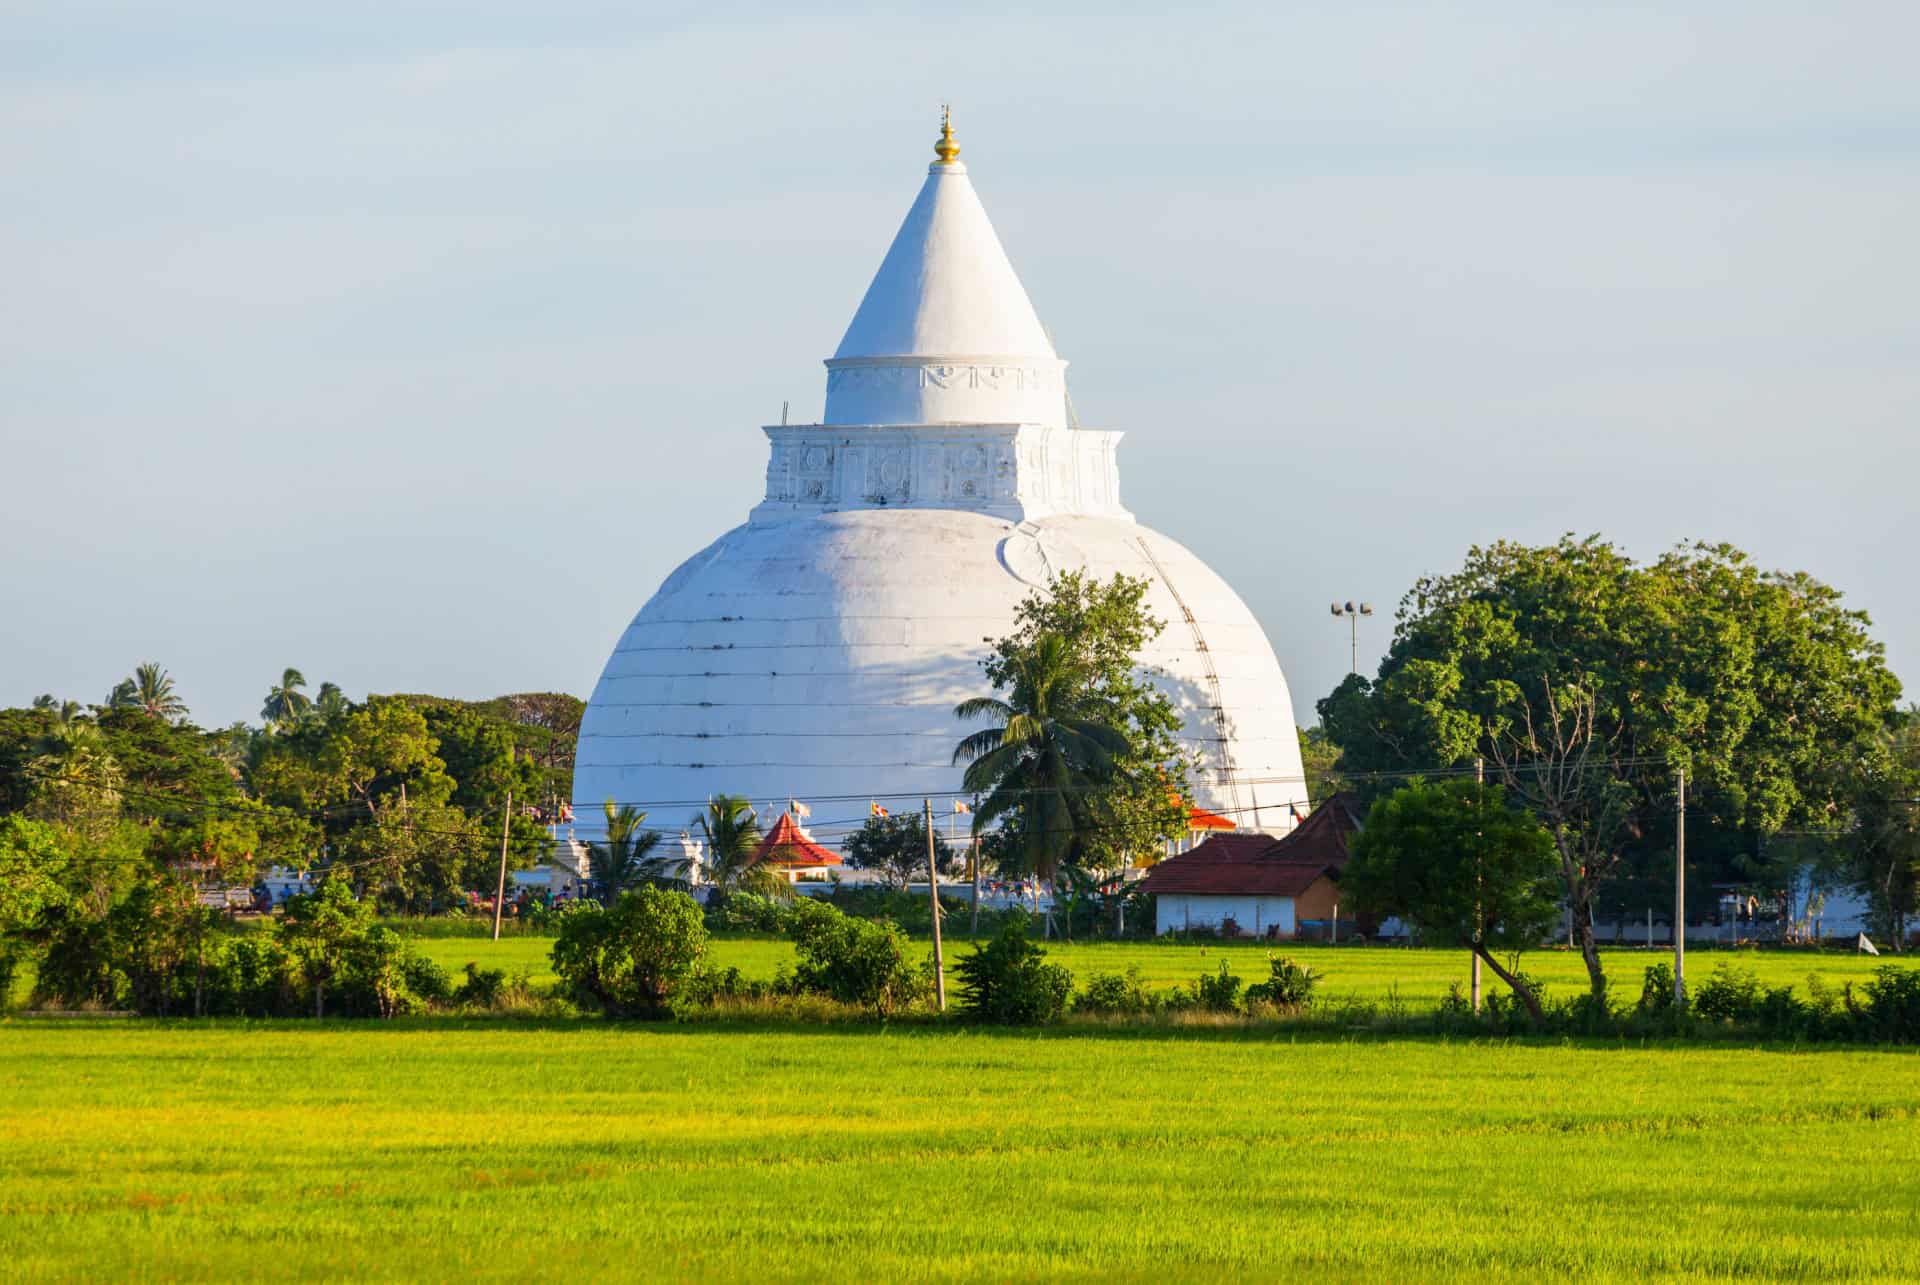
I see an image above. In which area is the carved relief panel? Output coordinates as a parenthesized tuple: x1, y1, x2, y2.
(795, 442, 835, 503)
(867, 446, 911, 503)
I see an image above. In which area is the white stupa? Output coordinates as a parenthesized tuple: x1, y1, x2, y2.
(573, 114, 1307, 841)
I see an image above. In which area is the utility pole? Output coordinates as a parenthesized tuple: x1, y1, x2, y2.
(969, 823, 982, 938)
(1674, 767, 1687, 1008)
(924, 798, 946, 1011)
(1472, 756, 1483, 1013)
(491, 789, 513, 943)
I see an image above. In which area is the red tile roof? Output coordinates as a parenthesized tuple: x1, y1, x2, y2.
(1185, 803, 1237, 832)
(751, 813, 844, 868)
(1134, 794, 1362, 898)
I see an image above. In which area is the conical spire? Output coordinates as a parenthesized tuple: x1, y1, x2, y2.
(824, 113, 1067, 427)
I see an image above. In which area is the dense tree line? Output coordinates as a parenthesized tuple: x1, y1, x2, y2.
(1319, 537, 1916, 1000)
(0, 665, 583, 1007)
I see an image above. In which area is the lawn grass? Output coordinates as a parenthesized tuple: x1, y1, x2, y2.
(1, 1021, 1916, 1279)
(413, 935, 1895, 1008)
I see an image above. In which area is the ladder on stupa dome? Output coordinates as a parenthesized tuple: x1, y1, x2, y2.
(1134, 537, 1246, 824)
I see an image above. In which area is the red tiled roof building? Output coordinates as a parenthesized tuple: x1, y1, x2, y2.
(1135, 794, 1364, 938)
(751, 813, 845, 882)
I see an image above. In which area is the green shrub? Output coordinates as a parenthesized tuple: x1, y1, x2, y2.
(955, 917, 1072, 1024)
(452, 962, 508, 1007)
(1193, 961, 1242, 1013)
(1637, 963, 1676, 1017)
(1855, 966, 1920, 1042)
(550, 886, 709, 1019)
(786, 899, 930, 1016)
(1243, 956, 1319, 1010)
(706, 891, 796, 935)
(1482, 970, 1547, 1030)
(1694, 963, 1763, 1023)
(1754, 983, 1809, 1036)
(206, 934, 296, 1017)
(402, 954, 454, 1004)
(1076, 966, 1154, 1015)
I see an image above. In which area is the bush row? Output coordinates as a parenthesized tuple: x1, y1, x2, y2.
(553, 887, 934, 1019)
(28, 881, 527, 1017)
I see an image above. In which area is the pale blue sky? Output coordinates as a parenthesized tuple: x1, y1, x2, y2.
(3, 2, 1915, 727)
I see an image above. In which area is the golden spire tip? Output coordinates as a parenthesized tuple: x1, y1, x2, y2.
(933, 104, 960, 165)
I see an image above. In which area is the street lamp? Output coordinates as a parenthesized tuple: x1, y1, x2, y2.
(1330, 601, 1373, 675)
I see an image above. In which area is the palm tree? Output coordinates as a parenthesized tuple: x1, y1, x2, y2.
(692, 795, 787, 898)
(953, 633, 1130, 936)
(111, 663, 188, 720)
(32, 695, 83, 727)
(314, 682, 349, 723)
(261, 668, 311, 730)
(586, 800, 687, 898)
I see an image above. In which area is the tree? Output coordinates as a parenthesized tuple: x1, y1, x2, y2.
(22, 714, 123, 842)
(843, 812, 956, 891)
(787, 899, 929, 1015)
(278, 881, 370, 1018)
(261, 668, 312, 731)
(969, 573, 1189, 878)
(1342, 779, 1561, 1019)
(313, 682, 349, 723)
(0, 816, 71, 1000)
(954, 632, 1130, 932)
(326, 698, 452, 822)
(1837, 710, 1920, 949)
(587, 800, 686, 897)
(691, 795, 783, 898)
(953, 916, 1073, 1024)
(334, 801, 491, 913)
(110, 663, 189, 721)
(1297, 724, 1346, 808)
(1320, 537, 1900, 1001)
(550, 886, 708, 1018)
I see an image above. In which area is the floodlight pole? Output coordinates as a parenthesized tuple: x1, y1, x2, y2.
(925, 798, 946, 1012)
(1330, 601, 1375, 676)
(1674, 767, 1687, 1009)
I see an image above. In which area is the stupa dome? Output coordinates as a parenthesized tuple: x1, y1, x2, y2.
(573, 116, 1306, 842)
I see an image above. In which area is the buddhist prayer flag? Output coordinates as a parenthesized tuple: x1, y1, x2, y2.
(871, 801, 889, 817)
(789, 799, 812, 818)
(953, 800, 971, 814)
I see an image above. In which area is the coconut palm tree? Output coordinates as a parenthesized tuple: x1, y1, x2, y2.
(586, 800, 687, 898)
(32, 695, 83, 727)
(692, 794, 786, 898)
(261, 668, 311, 730)
(953, 632, 1130, 933)
(314, 682, 349, 723)
(111, 663, 188, 720)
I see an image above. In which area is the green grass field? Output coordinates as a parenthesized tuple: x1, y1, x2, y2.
(415, 936, 1896, 1008)
(2, 1021, 1917, 1279)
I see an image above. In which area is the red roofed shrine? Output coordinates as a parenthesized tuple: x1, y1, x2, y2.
(751, 813, 845, 883)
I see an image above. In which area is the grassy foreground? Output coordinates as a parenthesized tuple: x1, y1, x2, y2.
(2, 1022, 1917, 1280)
(412, 936, 1896, 1007)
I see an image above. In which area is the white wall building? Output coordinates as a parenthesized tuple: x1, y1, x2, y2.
(573, 115, 1308, 840)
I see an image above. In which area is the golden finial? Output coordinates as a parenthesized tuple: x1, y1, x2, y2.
(933, 104, 960, 165)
